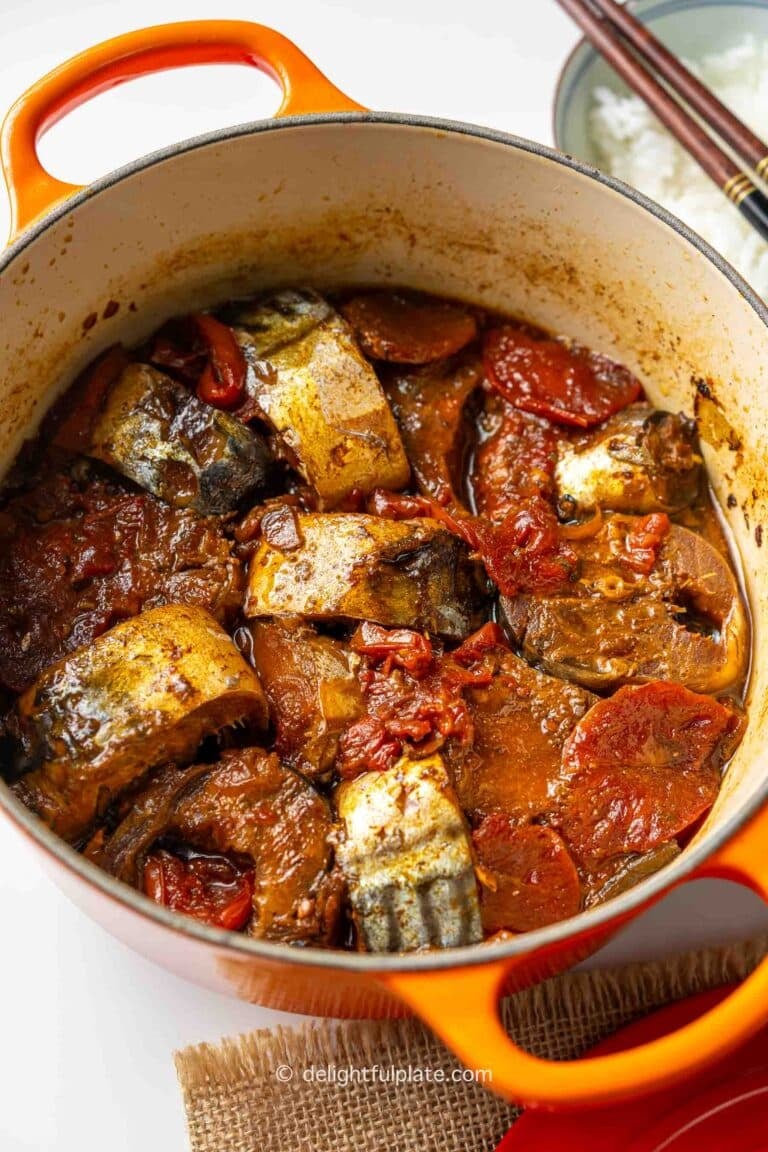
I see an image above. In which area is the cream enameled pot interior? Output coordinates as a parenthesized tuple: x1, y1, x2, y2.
(1, 115, 767, 893)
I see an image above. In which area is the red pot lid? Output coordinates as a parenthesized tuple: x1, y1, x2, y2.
(497, 986, 768, 1152)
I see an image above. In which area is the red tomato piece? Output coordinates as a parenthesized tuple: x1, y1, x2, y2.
(53, 344, 129, 453)
(366, 488, 436, 520)
(623, 512, 671, 574)
(483, 326, 642, 428)
(451, 622, 507, 664)
(473, 398, 562, 519)
(336, 715, 403, 778)
(193, 314, 247, 409)
(337, 624, 512, 779)
(143, 847, 254, 931)
(351, 621, 434, 677)
(366, 488, 576, 596)
(473, 497, 578, 596)
(558, 682, 737, 868)
(367, 488, 478, 547)
(473, 816, 582, 933)
(342, 291, 477, 363)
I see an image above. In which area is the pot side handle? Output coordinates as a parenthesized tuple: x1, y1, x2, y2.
(381, 803, 768, 1110)
(0, 19, 365, 242)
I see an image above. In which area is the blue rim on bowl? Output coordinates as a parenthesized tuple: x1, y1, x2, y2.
(553, 0, 768, 161)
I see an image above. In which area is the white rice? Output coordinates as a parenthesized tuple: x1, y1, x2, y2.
(589, 34, 768, 299)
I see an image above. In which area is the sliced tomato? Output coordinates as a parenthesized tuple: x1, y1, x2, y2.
(473, 817, 582, 933)
(143, 846, 254, 931)
(558, 682, 736, 868)
(472, 399, 562, 519)
(341, 291, 477, 363)
(483, 326, 642, 428)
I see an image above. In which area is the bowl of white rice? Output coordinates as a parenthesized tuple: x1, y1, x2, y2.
(554, 0, 768, 298)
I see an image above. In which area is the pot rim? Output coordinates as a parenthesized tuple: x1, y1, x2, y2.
(2, 108, 765, 974)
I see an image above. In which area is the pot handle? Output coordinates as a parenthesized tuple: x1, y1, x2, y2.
(1, 19, 364, 241)
(382, 803, 768, 1109)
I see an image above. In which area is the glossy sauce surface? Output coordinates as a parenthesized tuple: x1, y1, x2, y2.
(0, 288, 749, 951)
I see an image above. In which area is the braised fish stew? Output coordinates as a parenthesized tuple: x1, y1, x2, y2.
(0, 289, 748, 952)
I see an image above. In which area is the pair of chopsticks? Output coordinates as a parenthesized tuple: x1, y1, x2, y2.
(556, 0, 768, 243)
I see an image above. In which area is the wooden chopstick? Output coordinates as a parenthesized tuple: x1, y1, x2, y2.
(588, 0, 768, 179)
(556, 0, 768, 244)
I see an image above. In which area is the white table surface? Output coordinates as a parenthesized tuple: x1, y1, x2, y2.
(2, 3, 768, 1150)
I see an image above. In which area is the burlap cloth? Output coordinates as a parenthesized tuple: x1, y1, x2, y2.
(175, 936, 767, 1152)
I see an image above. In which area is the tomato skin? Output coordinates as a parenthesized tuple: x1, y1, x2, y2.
(367, 489, 434, 520)
(472, 497, 577, 596)
(366, 488, 576, 596)
(451, 622, 506, 664)
(351, 621, 435, 677)
(145, 314, 247, 409)
(193, 314, 247, 409)
(53, 344, 129, 453)
(336, 623, 512, 779)
(623, 512, 671, 574)
(557, 682, 737, 868)
(483, 326, 642, 428)
(337, 716, 404, 778)
(143, 847, 254, 931)
(336, 668, 471, 779)
(473, 816, 581, 933)
(473, 399, 562, 519)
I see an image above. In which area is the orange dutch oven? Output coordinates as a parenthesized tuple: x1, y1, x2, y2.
(2, 20, 768, 1111)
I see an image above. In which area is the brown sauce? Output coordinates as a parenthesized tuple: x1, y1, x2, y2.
(0, 287, 750, 951)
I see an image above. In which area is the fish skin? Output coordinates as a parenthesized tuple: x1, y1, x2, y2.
(335, 753, 483, 952)
(9, 604, 267, 843)
(90, 363, 272, 514)
(225, 288, 333, 355)
(230, 289, 410, 508)
(244, 512, 486, 641)
(555, 404, 701, 516)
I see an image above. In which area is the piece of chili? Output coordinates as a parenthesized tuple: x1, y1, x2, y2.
(193, 314, 248, 410)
